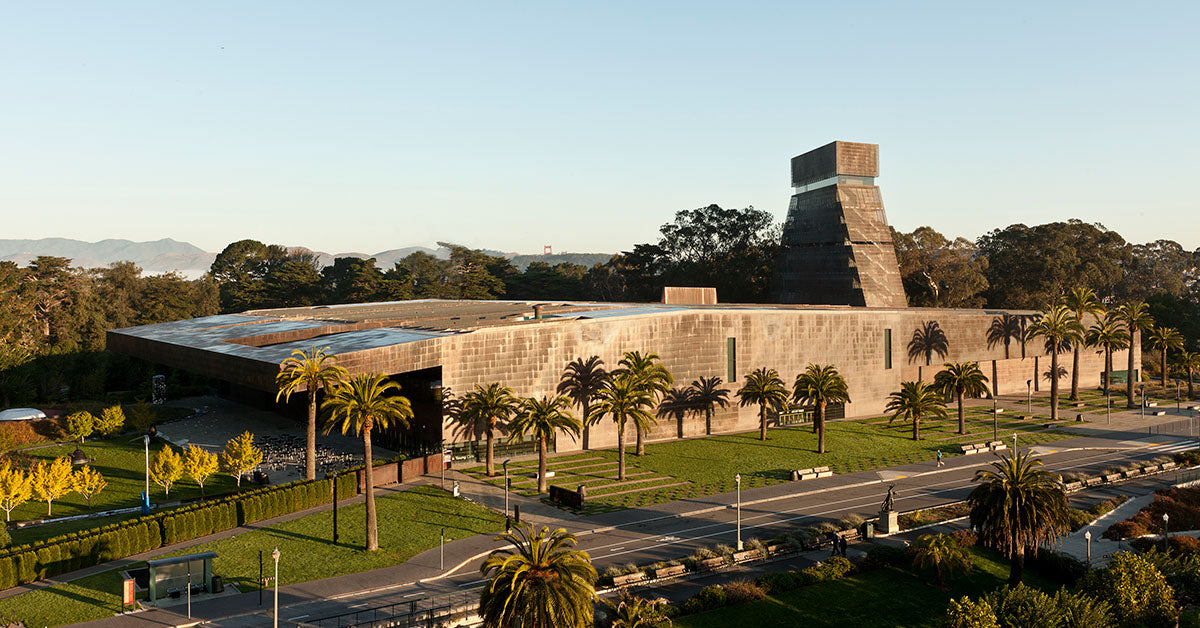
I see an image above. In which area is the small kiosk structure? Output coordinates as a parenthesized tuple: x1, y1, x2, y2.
(145, 552, 217, 604)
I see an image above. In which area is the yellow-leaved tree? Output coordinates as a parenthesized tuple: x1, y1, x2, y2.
(149, 447, 183, 497)
(65, 411, 95, 443)
(31, 456, 74, 516)
(72, 465, 107, 507)
(183, 445, 219, 496)
(220, 431, 263, 488)
(0, 462, 33, 521)
(95, 406, 127, 437)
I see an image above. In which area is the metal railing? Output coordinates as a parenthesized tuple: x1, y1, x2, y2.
(300, 590, 479, 628)
(1148, 416, 1200, 437)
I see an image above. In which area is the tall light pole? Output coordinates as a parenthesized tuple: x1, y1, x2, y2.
(1084, 529, 1092, 565)
(1141, 384, 1147, 419)
(142, 434, 151, 514)
(1012, 433, 1018, 451)
(735, 473, 742, 551)
(1164, 513, 1170, 552)
(272, 547, 280, 628)
(440, 527, 445, 570)
(1026, 380, 1032, 416)
(503, 459, 511, 522)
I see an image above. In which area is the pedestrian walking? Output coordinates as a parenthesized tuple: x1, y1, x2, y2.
(830, 532, 839, 557)
(838, 535, 848, 557)
(936, 449, 944, 468)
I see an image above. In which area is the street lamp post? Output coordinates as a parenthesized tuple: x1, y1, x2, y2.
(271, 547, 281, 628)
(143, 434, 151, 513)
(440, 527, 445, 570)
(1164, 513, 1170, 552)
(735, 473, 742, 551)
(1084, 530, 1092, 565)
(1012, 433, 1018, 451)
(441, 449, 451, 490)
(1027, 380, 1032, 416)
(502, 459, 511, 524)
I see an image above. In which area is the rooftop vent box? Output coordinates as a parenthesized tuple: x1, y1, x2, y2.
(661, 287, 717, 306)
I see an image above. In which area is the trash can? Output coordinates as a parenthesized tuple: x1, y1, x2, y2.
(211, 575, 224, 594)
(862, 521, 875, 539)
(1076, 413, 1084, 422)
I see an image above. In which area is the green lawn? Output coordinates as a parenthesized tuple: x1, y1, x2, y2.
(672, 547, 1053, 628)
(9, 437, 240, 523)
(0, 485, 505, 627)
(467, 417, 1074, 513)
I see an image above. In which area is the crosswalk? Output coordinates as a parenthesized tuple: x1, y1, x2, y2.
(1147, 440, 1200, 454)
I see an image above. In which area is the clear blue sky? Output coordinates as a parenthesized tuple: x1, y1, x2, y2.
(2, 1, 1197, 255)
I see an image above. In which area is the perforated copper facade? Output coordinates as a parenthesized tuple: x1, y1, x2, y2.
(776, 141, 907, 308)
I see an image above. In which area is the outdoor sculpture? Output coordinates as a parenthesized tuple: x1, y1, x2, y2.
(882, 484, 896, 512)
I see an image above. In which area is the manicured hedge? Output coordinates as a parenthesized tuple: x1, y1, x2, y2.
(0, 473, 355, 590)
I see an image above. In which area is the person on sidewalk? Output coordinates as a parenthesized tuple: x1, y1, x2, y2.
(936, 450, 944, 468)
(838, 536, 848, 557)
(830, 532, 839, 557)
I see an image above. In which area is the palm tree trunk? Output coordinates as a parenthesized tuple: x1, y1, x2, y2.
(537, 434, 547, 494)
(817, 402, 826, 454)
(617, 419, 626, 481)
(306, 389, 317, 481)
(759, 405, 767, 441)
(1070, 344, 1080, 401)
(1188, 371, 1194, 399)
(582, 401, 591, 450)
(957, 392, 966, 435)
(1050, 351, 1060, 421)
(705, 407, 712, 435)
(913, 416, 920, 441)
(1162, 348, 1168, 389)
(1128, 330, 1137, 408)
(1009, 545, 1025, 585)
(486, 426, 495, 477)
(635, 426, 645, 456)
(363, 423, 378, 551)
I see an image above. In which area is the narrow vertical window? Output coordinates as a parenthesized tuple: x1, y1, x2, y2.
(883, 329, 892, 369)
(727, 337, 737, 381)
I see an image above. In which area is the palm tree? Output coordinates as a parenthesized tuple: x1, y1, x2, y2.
(792, 364, 851, 454)
(322, 373, 413, 551)
(656, 387, 695, 439)
(1180, 350, 1200, 400)
(736, 367, 790, 441)
(508, 396, 581, 494)
(986, 314, 1023, 360)
(933, 362, 989, 435)
(557, 356, 608, 450)
(908, 320, 950, 367)
(1147, 325, 1184, 390)
(911, 533, 973, 587)
(604, 591, 673, 628)
(590, 376, 655, 481)
(614, 351, 673, 456)
(688, 375, 730, 436)
(1063, 287, 1104, 401)
(1086, 311, 1130, 396)
(1028, 305, 1083, 422)
(1117, 301, 1155, 408)
(479, 524, 597, 628)
(275, 347, 348, 481)
(967, 450, 1069, 584)
(461, 383, 519, 477)
(886, 381, 947, 441)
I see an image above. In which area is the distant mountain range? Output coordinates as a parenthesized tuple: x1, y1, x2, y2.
(0, 238, 613, 278)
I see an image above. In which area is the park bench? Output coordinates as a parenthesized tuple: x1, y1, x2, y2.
(1150, 410, 1167, 416)
(1123, 468, 1142, 478)
(1104, 473, 1123, 482)
(697, 557, 726, 571)
(733, 549, 761, 562)
(836, 528, 861, 542)
(532, 471, 555, 480)
(960, 442, 988, 455)
(653, 564, 687, 579)
(1142, 465, 1160, 474)
(987, 441, 1007, 451)
(1073, 402, 1087, 408)
(765, 543, 789, 556)
(1147, 401, 1159, 407)
(1163, 461, 1178, 470)
(1064, 481, 1083, 491)
(791, 466, 833, 481)
(612, 572, 647, 587)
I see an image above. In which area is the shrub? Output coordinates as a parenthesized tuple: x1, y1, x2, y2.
(984, 584, 1063, 628)
(755, 570, 804, 594)
(840, 513, 865, 530)
(1176, 450, 1200, 467)
(1171, 536, 1200, 556)
(804, 556, 855, 582)
(721, 579, 766, 604)
(0, 527, 9, 549)
(951, 529, 978, 548)
(745, 537, 766, 555)
(864, 544, 909, 568)
(1105, 519, 1150, 540)
(1053, 588, 1113, 628)
(681, 585, 727, 615)
(1083, 551, 1178, 628)
(1026, 550, 1087, 587)
(944, 595, 1000, 628)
